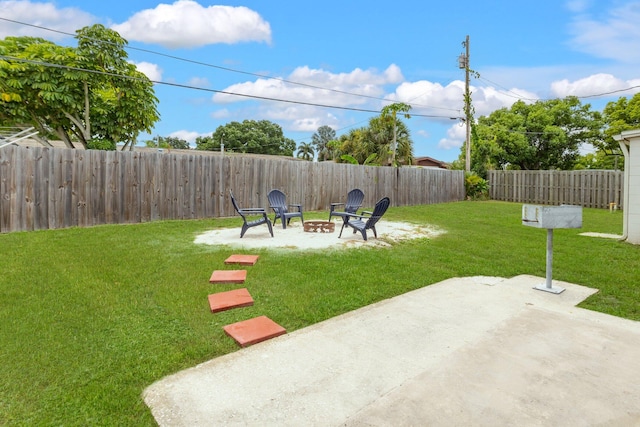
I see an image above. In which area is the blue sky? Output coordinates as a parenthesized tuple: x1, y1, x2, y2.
(1, 0, 640, 161)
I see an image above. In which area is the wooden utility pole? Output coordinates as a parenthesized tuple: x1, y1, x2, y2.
(463, 35, 471, 172)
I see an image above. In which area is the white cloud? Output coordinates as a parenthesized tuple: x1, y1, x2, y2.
(568, 1, 640, 62)
(438, 122, 467, 150)
(209, 64, 402, 132)
(212, 64, 402, 107)
(188, 77, 210, 88)
(390, 80, 536, 152)
(389, 80, 538, 121)
(388, 80, 462, 119)
(133, 61, 163, 81)
(211, 108, 230, 119)
(551, 73, 640, 98)
(471, 86, 538, 116)
(208, 63, 543, 137)
(257, 105, 340, 132)
(169, 130, 208, 145)
(111, 0, 271, 49)
(0, 1, 94, 39)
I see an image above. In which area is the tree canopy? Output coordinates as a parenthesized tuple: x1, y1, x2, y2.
(145, 135, 190, 150)
(333, 104, 414, 166)
(469, 97, 602, 176)
(311, 125, 336, 161)
(195, 120, 295, 156)
(380, 102, 412, 166)
(296, 142, 314, 161)
(602, 92, 640, 152)
(0, 25, 159, 149)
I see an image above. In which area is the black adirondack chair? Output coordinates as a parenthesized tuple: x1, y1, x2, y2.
(338, 196, 390, 241)
(267, 189, 304, 229)
(229, 190, 274, 238)
(328, 188, 364, 222)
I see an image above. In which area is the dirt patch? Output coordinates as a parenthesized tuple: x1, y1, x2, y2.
(194, 220, 444, 251)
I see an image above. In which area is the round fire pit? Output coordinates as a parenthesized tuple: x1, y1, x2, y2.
(303, 221, 335, 233)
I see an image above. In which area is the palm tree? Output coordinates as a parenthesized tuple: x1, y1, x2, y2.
(296, 142, 314, 161)
(311, 125, 336, 161)
(368, 115, 413, 166)
(380, 102, 412, 166)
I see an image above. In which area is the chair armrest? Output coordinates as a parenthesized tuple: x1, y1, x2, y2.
(329, 203, 344, 213)
(343, 210, 370, 221)
(288, 203, 303, 211)
(239, 208, 267, 214)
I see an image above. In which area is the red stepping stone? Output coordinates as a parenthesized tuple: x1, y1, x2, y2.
(223, 315, 287, 347)
(209, 270, 247, 284)
(208, 288, 254, 313)
(224, 254, 259, 266)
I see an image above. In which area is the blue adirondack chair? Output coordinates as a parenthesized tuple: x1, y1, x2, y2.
(229, 190, 274, 238)
(267, 189, 304, 229)
(328, 188, 365, 222)
(338, 196, 390, 241)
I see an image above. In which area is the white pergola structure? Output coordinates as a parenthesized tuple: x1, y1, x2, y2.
(0, 127, 39, 149)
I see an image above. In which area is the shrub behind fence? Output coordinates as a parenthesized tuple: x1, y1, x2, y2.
(488, 169, 623, 209)
(0, 145, 465, 233)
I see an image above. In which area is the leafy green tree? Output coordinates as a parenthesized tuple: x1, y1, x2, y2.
(470, 97, 602, 175)
(145, 135, 190, 150)
(0, 36, 79, 144)
(340, 153, 380, 165)
(574, 150, 623, 170)
(0, 25, 159, 150)
(296, 142, 314, 161)
(195, 120, 295, 156)
(311, 125, 336, 161)
(602, 92, 640, 153)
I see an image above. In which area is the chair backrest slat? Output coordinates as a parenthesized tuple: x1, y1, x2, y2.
(229, 190, 245, 218)
(345, 188, 365, 214)
(365, 197, 390, 228)
(268, 189, 287, 208)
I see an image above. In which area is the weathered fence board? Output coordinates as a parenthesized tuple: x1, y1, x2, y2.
(0, 145, 465, 233)
(488, 170, 623, 209)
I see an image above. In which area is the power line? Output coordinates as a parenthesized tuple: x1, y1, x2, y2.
(0, 16, 460, 113)
(478, 75, 640, 102)
(477, 76, 539, 101)
(578, 85, 640, 98)
(0, 55, 463, 120)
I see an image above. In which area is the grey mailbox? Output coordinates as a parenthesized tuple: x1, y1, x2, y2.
(522, 204, 583, 294)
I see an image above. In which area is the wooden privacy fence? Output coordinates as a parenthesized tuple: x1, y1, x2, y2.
(0, 145, 465, 233)
(488, 170, 624, 209)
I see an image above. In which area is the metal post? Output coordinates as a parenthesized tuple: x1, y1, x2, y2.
(534, 228, 565, 294)
(545, 228, 553, 288)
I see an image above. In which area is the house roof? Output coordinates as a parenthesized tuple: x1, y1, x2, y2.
(413, 156, 449, 168)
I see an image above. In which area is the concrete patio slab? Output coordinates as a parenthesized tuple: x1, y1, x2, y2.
(143, 275, 640, 426)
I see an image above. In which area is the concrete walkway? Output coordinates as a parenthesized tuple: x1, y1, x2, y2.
(143, 275, 640, 426)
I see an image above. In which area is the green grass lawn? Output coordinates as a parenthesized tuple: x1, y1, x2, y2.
(1, 201, 637, 425)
